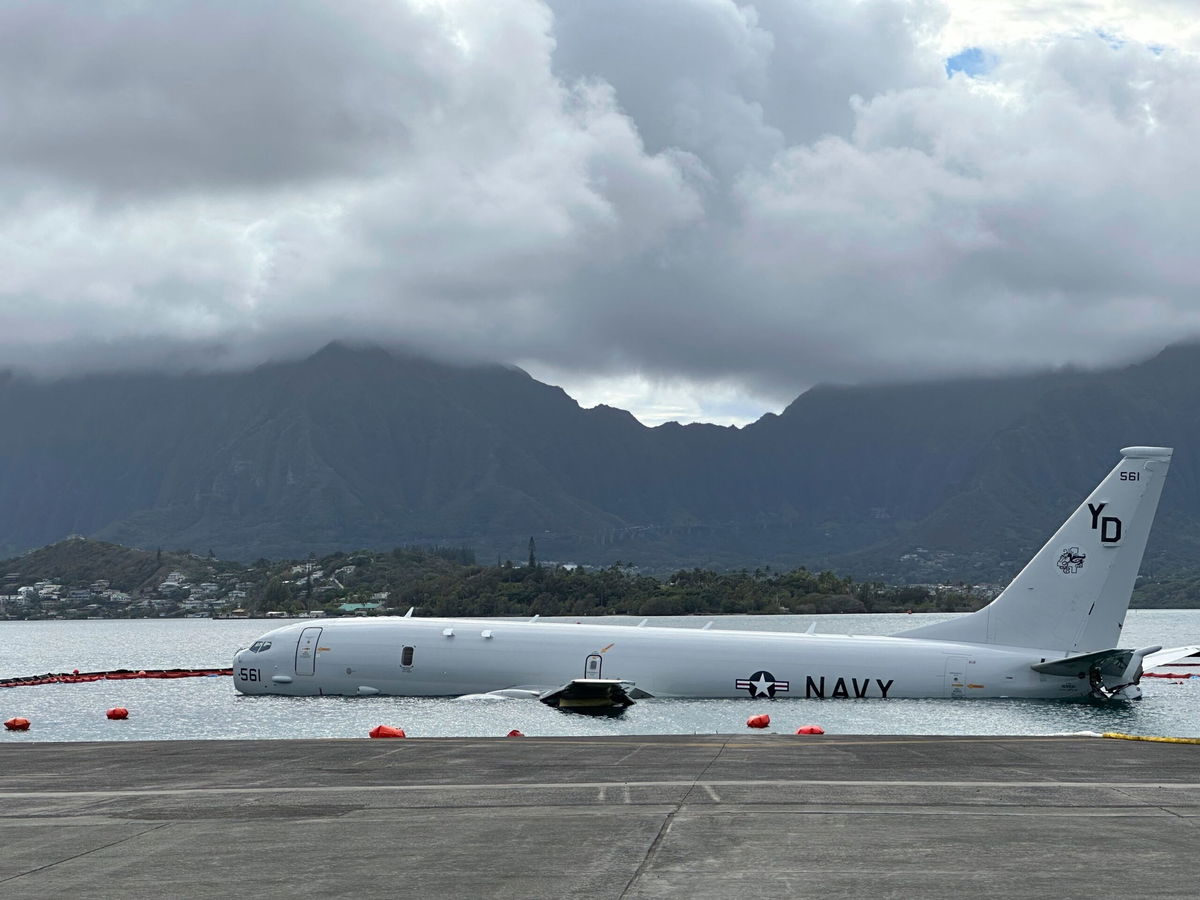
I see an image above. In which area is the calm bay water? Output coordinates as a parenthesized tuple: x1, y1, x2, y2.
(2, 610, 1198, 742)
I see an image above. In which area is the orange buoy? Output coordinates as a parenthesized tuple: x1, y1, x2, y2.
(746, 713, 770, 729)
(506, 729, 525, 737)
(106, 707, 129, 720)
(4, 717, 30, 731)
(795, 724, 825, 735)
(368, 725, 406, 739)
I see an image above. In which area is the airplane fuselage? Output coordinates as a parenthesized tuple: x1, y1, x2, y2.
(232, 616, 1092, 700)
(234, 448, 1174, 705)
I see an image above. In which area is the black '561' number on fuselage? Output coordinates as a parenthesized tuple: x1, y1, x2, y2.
(238, 667, 260, 682)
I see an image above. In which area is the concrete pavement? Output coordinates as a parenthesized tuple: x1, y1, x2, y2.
(1, 734, 1197, 898)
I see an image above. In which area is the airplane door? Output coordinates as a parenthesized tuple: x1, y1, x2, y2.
(295, 627, 323, 676)
(945, 656, 968, 699)
(584, 654, 603, 679)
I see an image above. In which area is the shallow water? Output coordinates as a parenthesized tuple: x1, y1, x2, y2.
(2, 611, 1197, 741)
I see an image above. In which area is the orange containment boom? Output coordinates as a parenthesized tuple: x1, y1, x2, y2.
(0, 668, 233, 688)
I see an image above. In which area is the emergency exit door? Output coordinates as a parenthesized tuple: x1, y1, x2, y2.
(945, 656, 968, 699)
(584, 654, 603, 678)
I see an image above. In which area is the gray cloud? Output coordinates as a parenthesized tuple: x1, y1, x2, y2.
(2, 1, 1199, 422)
(0, 0, 446, 193)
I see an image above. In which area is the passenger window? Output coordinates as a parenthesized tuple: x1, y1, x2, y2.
(401, 646, 414, 667)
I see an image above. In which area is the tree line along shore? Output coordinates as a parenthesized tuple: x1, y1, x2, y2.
(2, 537, 1194, 621)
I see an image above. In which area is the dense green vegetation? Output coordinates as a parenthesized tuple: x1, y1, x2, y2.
(5, 539, 1194, 619)
(1131, 574, 1200, 608)
(2, 539, 990, 618)
(0, 538, 241, 594)
(285, 550, 988, 617)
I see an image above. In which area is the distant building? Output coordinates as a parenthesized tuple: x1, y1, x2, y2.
(338, 602, 383, 615)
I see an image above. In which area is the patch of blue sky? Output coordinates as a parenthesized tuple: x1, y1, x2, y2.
(1093, 30, 1166, 55)
(944, 47, 994, 78)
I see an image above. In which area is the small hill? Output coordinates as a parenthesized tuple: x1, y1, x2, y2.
(0, 538, 238, 594)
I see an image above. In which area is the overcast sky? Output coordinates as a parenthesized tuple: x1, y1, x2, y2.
(3, 1, 1199, 425)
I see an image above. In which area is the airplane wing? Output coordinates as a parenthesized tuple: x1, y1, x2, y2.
(537, 678, 636, 713)
(456, 687, 545, 701)
(456, 679, 649, 713)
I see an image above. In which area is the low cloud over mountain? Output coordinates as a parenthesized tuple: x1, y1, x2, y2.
(3, 2, 1200, 423)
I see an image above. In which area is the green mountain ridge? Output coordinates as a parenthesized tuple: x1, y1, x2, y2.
(2, 341, 1198, 584)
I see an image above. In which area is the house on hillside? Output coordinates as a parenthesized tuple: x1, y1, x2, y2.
(338, 602, 382, 615)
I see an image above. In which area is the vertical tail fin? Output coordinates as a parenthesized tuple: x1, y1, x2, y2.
(899, 446, 1172, 653)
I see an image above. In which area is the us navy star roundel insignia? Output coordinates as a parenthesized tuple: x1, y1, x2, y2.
(735, 670, 790, 698)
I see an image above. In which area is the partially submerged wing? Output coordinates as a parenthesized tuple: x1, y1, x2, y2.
(538, 678, 637, 714)
(457, 680, 650, 710)
(456, 687, 545, 701)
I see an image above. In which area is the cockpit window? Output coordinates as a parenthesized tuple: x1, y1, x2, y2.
(249, 641, 272, 653)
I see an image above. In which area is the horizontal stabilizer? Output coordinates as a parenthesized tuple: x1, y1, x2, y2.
(1032, 645, 1162, 678)
(1032, 649, 1133, 678)
(1143, 645, 1200, 669)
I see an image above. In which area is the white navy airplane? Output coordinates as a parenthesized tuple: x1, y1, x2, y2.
(235, 446, 1180, 708)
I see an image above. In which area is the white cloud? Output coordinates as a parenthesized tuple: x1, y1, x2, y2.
(937, 1, 1200, 54)
(2, 1, 1200, 423)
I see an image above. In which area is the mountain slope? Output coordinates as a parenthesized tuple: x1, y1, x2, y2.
(2, 341, 1198, 580)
